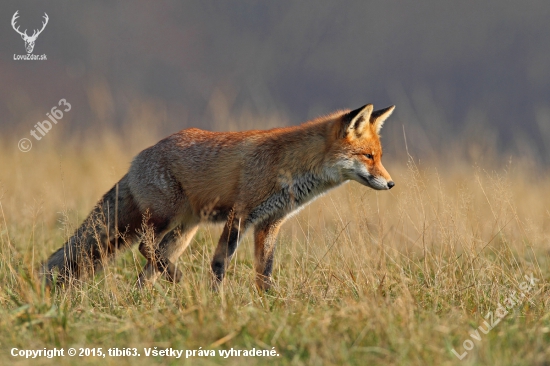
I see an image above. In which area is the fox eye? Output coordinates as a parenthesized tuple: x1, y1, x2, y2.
(364, 153, 374, 159)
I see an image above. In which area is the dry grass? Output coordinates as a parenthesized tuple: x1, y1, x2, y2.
(0, 118, 549, 365)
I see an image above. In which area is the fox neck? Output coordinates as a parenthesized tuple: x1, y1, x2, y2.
(244, 121, 346, 225)
(275, 149, 345, 215)
(278, 170, 342, 206)
(275, 119, 346, 202)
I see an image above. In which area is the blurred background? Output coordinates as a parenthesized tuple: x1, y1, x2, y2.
(1, 0, 550, 164)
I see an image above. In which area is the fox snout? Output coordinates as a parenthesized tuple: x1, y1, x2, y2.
(376, 164, 395, 190)
(364, 174, 394, 190)
(361, 161, 395, 190)
(374, 173, 395, 190)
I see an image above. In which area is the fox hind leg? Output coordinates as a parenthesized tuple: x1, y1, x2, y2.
(138, 223, 198, 284)
(159, 224, 198, 282)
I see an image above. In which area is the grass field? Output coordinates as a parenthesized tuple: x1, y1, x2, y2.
(0, 119, 549, 365)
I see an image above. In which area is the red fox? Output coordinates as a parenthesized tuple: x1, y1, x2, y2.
(44, 104, 395, 290)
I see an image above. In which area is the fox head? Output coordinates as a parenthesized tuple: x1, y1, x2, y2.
(331, 104, 395, 190)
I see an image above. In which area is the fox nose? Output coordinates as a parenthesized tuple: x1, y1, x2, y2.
(387, 181, 395, 189)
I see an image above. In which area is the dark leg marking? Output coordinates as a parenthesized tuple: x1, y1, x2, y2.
(211, 224, 242, 282)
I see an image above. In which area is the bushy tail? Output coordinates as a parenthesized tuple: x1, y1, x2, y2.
(43, 174, 142, 286)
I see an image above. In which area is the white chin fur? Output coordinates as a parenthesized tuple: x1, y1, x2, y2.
(369, 176, 389, 190)
(356, 173, 388, 190)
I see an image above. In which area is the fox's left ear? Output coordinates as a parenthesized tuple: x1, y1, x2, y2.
(370, 106, 395, 134)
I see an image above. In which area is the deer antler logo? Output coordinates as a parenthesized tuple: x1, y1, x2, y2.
(12, 11, 49, 54)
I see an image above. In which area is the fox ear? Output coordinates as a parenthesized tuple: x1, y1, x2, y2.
(343, 104, 373, 137)
(370, 105, 395, 134)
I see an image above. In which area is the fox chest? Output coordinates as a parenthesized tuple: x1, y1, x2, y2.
(246, 172, 335, 224)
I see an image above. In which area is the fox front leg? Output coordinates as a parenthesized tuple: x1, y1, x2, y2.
(254, 220, 282, 291)
(211, 216, 246, 287)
